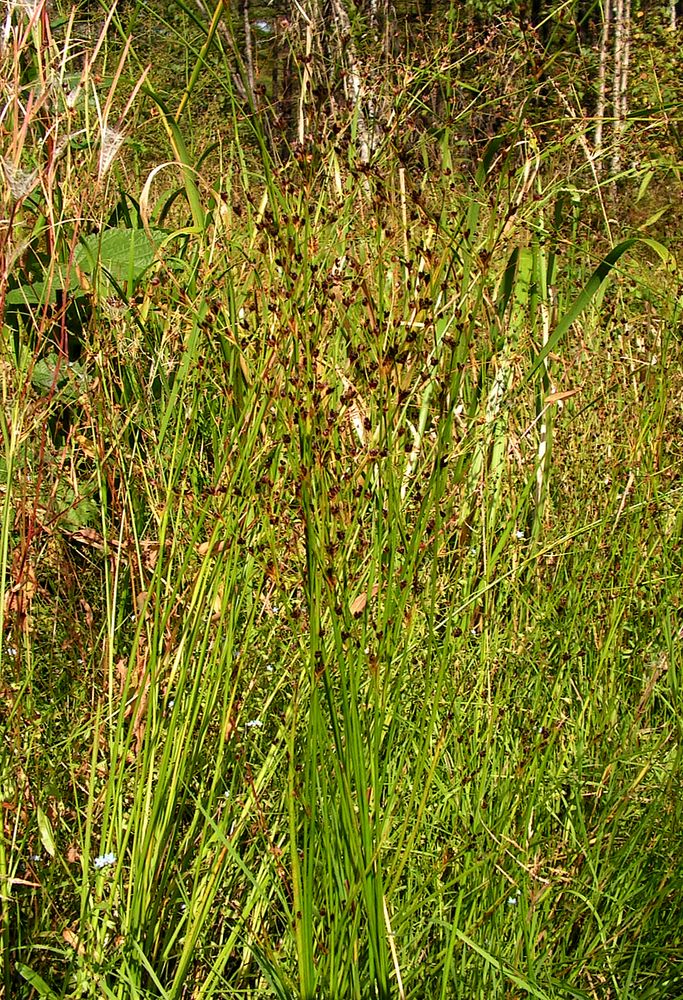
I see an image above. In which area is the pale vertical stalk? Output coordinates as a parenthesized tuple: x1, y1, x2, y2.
(382, 0, 391, 69)
(398, 166, 408, 260)
(535, 297, 551, 528)
(369, 0, 379, 35)
(298, 22, 312, 145)
(242, 0, 255, 103)
(671, 0, 677, 30)
(594, 0, 611, 168)
(619, 0, 631, 126)
(329, 0, 376, 164)
(611, 0, 624, 176)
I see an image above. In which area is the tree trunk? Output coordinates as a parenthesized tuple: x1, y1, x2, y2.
(242, 0, 255, 102)
(594, 0, 611, 167)
(328, 0, 378, 164)
(610, 0, 631, 178)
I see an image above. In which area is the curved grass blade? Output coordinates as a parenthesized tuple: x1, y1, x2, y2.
(524, 237, 670, 385)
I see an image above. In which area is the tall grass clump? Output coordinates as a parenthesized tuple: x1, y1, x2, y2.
(1, 1, 682, 998)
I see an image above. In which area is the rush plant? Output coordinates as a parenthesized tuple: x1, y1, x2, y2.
(1, 3, 682, 999)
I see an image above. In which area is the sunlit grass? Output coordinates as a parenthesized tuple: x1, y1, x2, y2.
(1, 3, 682, 999)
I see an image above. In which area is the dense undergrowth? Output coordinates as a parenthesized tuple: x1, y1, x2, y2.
(1, 2, 682, 998)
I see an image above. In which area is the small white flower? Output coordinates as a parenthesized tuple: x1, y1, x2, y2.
(93, 851, 116, 869)
(245, 719, 263, 729)
(515, 530, 525, 540)
(265, 664, 274, 674)
(507, 895, 518, 906)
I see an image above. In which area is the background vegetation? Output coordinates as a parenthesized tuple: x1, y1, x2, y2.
(1, 1, 682, 997)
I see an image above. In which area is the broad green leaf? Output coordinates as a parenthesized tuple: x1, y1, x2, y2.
(31, 355, 67, 394)
(58, 492, 99, 531)
(31, 354, 88, 401)
(36, 804, 56, 857)
(75, 227, 169, 285)
(4, 269, 81, 306)
(16, 964, 60, 999)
